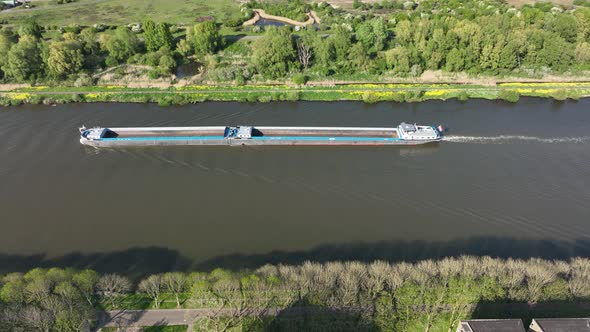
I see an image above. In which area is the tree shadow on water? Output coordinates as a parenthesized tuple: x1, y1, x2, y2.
(195, 236, 590, 270)
(0, 246, 191, 280)
(3, 236, 590, 277)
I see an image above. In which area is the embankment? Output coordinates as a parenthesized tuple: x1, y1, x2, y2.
(1, 82, 589, 106)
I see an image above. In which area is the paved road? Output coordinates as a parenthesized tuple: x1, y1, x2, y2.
(97, 308, 282, 328)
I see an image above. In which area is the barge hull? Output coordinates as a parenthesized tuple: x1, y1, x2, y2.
(80, 138, 439, 147)
(80, 125, 443, 147)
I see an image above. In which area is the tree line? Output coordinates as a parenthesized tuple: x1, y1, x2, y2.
(2, 257, 590, 331)
(0, 18, 221, 84)
(0, 1, 589, 86)
(251, 6, 590, 81)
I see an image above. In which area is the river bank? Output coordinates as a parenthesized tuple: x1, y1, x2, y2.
(1, 82, 590, 106)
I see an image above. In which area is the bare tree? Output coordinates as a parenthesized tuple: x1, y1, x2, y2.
(362, 261, 390, 300)
(569, 258, 590, 299)
(96, 274, 131, 309)
(526, 259, 557, 303)
(297, 39, 313, 69)
(24, 277, 52, 304)
(197, 276, 277, 332)
(162, 272, 186, 308)
(139, 274, 163, 309)
(20, 306, 54, 332)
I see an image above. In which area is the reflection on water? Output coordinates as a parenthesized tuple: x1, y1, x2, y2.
(1, 99, 590, 269)
(254, 18, 287, 27)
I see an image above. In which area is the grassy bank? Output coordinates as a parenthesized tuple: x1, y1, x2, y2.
(4, 257, 590, 332)
(1, 82, 590, 106)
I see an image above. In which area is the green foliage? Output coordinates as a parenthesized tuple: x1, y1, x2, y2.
(292, 73, 308, 85)
(18, 18, 43, 38)
(4, 35, 44, 82)
(159, 54, 176, 73)
(190, 21, 221, 57)
(143, 19, 174, 52)
(499, 89, 520, 103)
(253, 27, 296, 79)
(355, 17, 388, 52)
(104, 26, 140, 63)
(46, 40, 84, 78)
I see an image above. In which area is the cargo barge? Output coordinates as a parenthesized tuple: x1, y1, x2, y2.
(79, 123, 443, 147)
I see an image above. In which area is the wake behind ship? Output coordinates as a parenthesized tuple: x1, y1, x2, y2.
(79, 123, 443, 147)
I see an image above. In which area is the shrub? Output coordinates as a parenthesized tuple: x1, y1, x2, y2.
(498, 89, 520, 103)
(257, 95, 273, 103)
(105, 56, 119, 68)
(148, 69, 161, 80)
(74, 74, 95, 87)
(457, 91, 469, 102)
(362, 92, 379, 104)
(292, 73, 308, 86)
(234, 75, 246, 86)
(551, 89, 569, 101)
(285, 91, 301, 101)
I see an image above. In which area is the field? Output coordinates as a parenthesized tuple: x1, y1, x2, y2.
(0, 0, 243, 26)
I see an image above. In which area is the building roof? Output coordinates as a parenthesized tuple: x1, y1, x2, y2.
(459, 319, 525, 332)
(532, 318, 590, 332)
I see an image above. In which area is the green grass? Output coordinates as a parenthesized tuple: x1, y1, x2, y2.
(0, 0, 242, 26)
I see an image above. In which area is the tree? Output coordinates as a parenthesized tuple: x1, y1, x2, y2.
(105, 26, 139, 63)
(331, 25, 352, 64)
(79, 27, 99, 55)
(348, 43, 370, 70)
(96, 274, 131, 309)
(0, 29, 15, 77)
(72, 270, 99, 306)
(445, 48, 465, 72)
(356, 18, 388, 52)
(142, 19, 158, 52)
(385, 47, 410, 73)
(24, 277, 52, 304)
(296, 29, 317, 70)
(253, 26, 296, 79)
(162, 272, 186, 308)
(143, 20, 174, 52)
(159, 54, 176, 73)
(4, 35, 43, 82)
(156, 23, 174, 50)
(18, 18, 42, 39)
(54, 281, 81, 307)
(46, 40, 84, 77)
(549, 14, 578, 43)
(394, 20, 413, 46)
(176, 39, 192, 57)
(575, 42, 590, 63)
(0, 275, 25, 304)
(314, 37, 335, 75)
(139, 274, 163, 309)
(356, 21, 376, 51)
(190, 21, 221, 57)
(539, 33, 573, 72)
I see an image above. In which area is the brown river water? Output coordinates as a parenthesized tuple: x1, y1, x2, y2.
(1, 99, 590, 274)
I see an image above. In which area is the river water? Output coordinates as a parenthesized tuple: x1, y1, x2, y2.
(1, 99, 590, 272)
